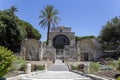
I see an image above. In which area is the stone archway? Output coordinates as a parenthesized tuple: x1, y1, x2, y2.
(52, 35, 70, 59)
(52, 35, 70, 49)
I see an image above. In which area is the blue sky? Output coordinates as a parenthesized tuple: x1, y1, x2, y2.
(0, 0, 120, 41)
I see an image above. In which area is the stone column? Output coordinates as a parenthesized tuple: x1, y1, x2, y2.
(39, 48, 41, 61)
(83, 62, 89, 74)
(63, 50, 66, 59)
(77, 43, 81, 61)
(22, 47, 26, 60)
(45, 64, 47, 71)
(25, 63, 31, 74)
(40, 42, 44, 61)
(53, 48, 56, 60)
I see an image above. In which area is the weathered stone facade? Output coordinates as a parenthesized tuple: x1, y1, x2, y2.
(20, 26, 103, 61)
(78, 39, 103, 61)
(43, 26, 103, 61)
(21, 39, 41, 61)
(48, 27, 75, 46)
(43, 26, 77, 60)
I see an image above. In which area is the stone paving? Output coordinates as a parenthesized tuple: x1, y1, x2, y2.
(21, 59, 92, 80)
(48, 59, 69, 71)
(22, 71, 91, 80)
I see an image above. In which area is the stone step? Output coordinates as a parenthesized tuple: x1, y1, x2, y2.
(48, 59, 69, 71)
(21, 78, 91, 80)
(48, 65, 69, 71)
(20, 78, 91, 80)
(19, 60, 92, 80)
(21, 71, 92, 80)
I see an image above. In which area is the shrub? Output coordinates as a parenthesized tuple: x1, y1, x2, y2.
(71, 65, 78, 70)
(11, 56, 26, 71)
(105, 57, 114, 61)
(89, 62, 99, 73)
(114, 74, 120, 79)
(37, 65, 45, 70)
(117, 76, 120, 80)
(117, 58, 120, 71)
(31, 64, 35, 72)
(106, 60, 118, 69)
(99, 58, 106, 65)
(31, 64, 45, 71)
(77, 64, 84, 71)
(0, 46, 15, 78)
(99, 65, 113, 70)
(19, 64, 26, 71)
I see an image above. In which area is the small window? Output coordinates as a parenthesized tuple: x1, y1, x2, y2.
(60, 30, 62, 32)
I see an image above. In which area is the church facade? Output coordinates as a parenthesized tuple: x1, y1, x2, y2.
(21, 26, 104, 61)
(43, 26, 77, 60)
(42, 26, 103, 61)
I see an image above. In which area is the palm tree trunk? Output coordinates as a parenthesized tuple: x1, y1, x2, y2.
(46, 22, 50, 45)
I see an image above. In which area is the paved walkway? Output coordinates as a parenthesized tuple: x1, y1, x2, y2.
(48, 59, 69, 71)
(22, 71, 91, 80)
(21, 59, 92, 80)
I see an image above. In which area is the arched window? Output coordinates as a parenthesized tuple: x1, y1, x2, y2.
(53, 35, 70, 49)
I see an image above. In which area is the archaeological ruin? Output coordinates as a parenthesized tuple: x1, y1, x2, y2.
(21, 26, 104, 61)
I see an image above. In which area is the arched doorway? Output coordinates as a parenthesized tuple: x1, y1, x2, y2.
(53, 35, 70, 49)
(53, 35, 70, 59)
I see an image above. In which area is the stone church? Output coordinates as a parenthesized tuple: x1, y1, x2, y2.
(43, 26, 77, 60)
(21, 26, 104, 61)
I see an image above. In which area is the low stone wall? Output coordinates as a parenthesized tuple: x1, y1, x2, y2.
(66, 61, 89, 69)
(27, 60, 53, 68)
(71, 70, 115, 80)
(66, 61, 90, 65)
(7, 71, 45, 80)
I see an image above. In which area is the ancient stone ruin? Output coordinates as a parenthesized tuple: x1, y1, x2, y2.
(21, 39, 41, 60)
(20, 26, 104, 61)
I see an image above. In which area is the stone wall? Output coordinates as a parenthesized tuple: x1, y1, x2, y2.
(49, 32, 75, 46)
(21, 39, 41, 61)
(42, 44, 78, 61)
(78, 39, 103, 61)
(20, 27, 104, 61)
(51, 26, 71, 32)
(42, 46, 56, 60)
(63, 45, 77, 60)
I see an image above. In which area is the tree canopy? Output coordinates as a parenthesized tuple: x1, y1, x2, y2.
(20, 20, 41, 40)
(0, 6, 41, 52)
(99, 16, 120, 50)
(75, 35, 96, 42)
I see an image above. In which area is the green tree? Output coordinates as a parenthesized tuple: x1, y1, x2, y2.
(0, 9, 26, 51)
(0, 6, 41, 52)
(39, 5, 60, 45)
(21, 20, 41, 40)
(8, 6, 18, 14)
(75, 35, 95, 42)
(99, 16, 120, 50)
(0, 46, 15, 78)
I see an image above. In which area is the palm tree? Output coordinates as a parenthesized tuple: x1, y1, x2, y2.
(9, 6, 18, 13)
(39, 5, 60, 45)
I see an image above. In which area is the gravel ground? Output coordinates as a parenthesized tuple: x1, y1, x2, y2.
(94, 70, 119, 78)
(5, 60, 53, 78)
(4, 71, 25, 78)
